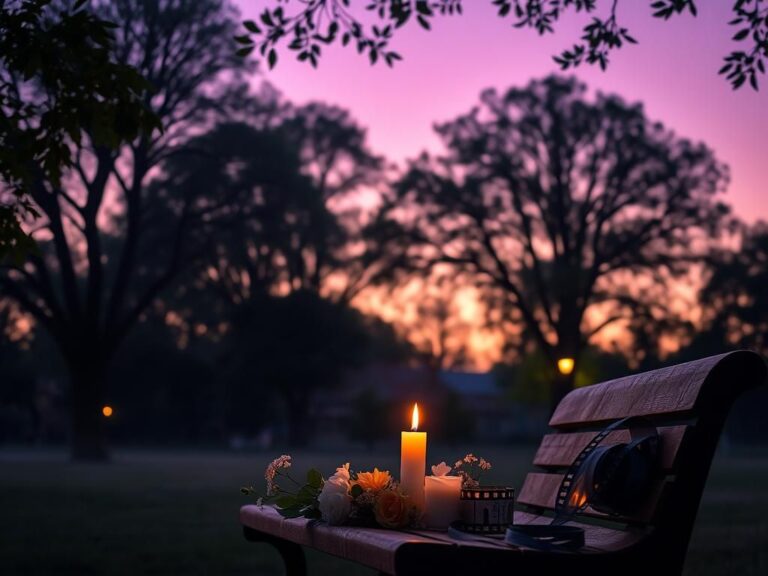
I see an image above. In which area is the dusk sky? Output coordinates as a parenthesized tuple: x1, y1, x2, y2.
(238, 1, 766, 222)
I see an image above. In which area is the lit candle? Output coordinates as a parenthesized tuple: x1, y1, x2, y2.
(424, 473, 462, 529)
(400, 403, 426, 511)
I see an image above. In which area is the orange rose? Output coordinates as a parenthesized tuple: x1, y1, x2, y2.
(374, 489, 412, 529)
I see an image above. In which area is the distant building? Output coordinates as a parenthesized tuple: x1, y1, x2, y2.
(439, 371, 547, 440)
(311, 363, 548, 445)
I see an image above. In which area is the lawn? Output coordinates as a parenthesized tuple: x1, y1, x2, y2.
(1, 444, 766, 575)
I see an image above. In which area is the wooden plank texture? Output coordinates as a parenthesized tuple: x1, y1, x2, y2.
(517, 472, 668, 524)
(514, 511, 645, 553)
(240, 505, 450, 574)
(550, 352, 736, 427)
(241, 352, 766, 575)
(533, 425, 689, 472)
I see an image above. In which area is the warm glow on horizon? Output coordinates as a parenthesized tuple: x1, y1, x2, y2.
(411, 403, 420, 431)
(102, 405, 114, 418)
(237, 0, 765, 372)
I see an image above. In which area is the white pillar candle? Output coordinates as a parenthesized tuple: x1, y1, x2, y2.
(424, 475, 462, 529)
(400, 404, 426, 511)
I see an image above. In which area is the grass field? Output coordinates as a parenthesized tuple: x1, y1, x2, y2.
(1, 444, 767, 575)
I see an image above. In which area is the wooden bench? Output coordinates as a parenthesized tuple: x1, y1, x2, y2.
(240, 350, 767, 575)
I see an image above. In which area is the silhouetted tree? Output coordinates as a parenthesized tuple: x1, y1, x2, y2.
(226, 290, 371, 446)
(237, 1, 767, 90)
(700, 221, 768, 356)
(108, 316, 221, 445)
(440, 389, 475, 446)
(0, 0, 251, 460)
(202, 105, 410, 306)
(392, 76, 731, 409)
(494, 345, 631, 406)
(347, 387, 389, 449)
(152, 112, 413, 445)
(0, 0, 159, 257)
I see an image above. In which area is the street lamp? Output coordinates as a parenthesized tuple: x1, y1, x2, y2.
(557, 357, 575, 376)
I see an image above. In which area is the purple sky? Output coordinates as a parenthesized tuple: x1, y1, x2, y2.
(238, 1, 766, 221)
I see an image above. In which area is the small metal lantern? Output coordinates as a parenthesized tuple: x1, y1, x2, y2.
(457, 486, 515, 534)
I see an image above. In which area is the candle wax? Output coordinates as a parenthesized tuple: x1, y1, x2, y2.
(424, 475, 462, 529)
(400, 431, 426, 510)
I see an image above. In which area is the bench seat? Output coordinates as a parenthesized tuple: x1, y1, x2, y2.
(240, 351, 767, 575)
(241, 505, 647, 575)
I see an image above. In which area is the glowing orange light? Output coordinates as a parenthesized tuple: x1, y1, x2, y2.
(102, 405, 113, 418)
(411, 403, 420, 432)
(557, 357, 575, 376)
(570, 489, 588, 508)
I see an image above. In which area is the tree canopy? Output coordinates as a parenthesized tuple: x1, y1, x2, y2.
(388, 75, 731, 403)
(236, 0, 768, 90)
(0, 0, 251, 459)
(700, 220, 768, 355)
(0, 0, 159, 259)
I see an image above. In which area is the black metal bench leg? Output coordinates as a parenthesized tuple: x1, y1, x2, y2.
(243, 526, 307, 576)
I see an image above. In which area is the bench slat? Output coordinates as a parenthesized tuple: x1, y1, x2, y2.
(241, 352, 767, 575)
(514, 511, 645, 552)
(240, 504, 450, 574)
(517, 472, 668, 524)
(549, 354, 728, 428)
(533, 425, 690, 472)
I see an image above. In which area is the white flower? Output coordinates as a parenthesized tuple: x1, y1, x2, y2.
(333, 462, 351, 482)
(431, 461, 452, 477)
(318, 490, 352, 525)
(324, 475, 349, 494)
(318, 463, 352, 525)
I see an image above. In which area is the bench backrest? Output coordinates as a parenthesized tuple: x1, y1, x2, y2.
(516, 350, 766, 572)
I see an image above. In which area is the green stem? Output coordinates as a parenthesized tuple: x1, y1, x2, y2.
(282, 471, 303, 487)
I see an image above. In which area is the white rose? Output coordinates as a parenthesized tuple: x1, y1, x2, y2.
(333, 463, 351, 482)
(317, 465, 352, 525)
(323, 475, 349, 495)
(318, 487, 352, 525)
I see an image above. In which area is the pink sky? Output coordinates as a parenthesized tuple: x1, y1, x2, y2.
(238, 1, 766, 221)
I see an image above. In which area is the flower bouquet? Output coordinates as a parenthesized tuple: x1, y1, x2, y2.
(453, 453, 493, 488)
(241, 455, 420, 529)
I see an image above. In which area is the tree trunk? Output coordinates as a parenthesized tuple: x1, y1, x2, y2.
(68, 356, 109, 461)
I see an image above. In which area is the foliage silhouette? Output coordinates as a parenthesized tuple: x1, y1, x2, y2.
(700, 221, 768, 356)
(347, 387, 390, 449)
(389, 75, 731, 408)
(0, 0, 159, 259)
(0, 0, 250, 460)
(157, 114, 413, 445)
(236, 0, 767, 90)
(197, 106, 411, 307)
(226, 290, 374, 446)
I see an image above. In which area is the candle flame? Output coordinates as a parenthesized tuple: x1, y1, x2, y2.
(411, 403, 420, 431)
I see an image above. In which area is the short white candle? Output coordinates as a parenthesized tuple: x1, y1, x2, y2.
(424, 475, 462, 529)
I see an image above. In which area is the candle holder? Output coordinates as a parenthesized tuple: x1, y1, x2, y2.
(456, 486, 515, 534)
